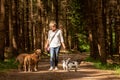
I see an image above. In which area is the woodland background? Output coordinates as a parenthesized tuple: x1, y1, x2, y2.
(0, 0, 120, 64)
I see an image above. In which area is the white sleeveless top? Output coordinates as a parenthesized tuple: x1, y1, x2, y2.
(48, 29, 64, 47)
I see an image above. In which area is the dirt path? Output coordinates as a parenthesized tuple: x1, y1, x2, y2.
(0, 53, 120, 80)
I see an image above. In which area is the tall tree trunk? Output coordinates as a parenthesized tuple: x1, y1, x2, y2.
(55, 0, 58, 26)
(29, 0, 34, 51)
(87, 0, 99, 59)
(4, 0, 9, 47)
(19, 0, 26, 52)
(97, 0, 106, 64)
(0, 0, 5, 61)
(12, 0, 19, 56)
(115, 0, 120, 60)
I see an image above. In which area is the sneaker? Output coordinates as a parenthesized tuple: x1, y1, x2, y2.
(54, 67, 58, 70)
(49, 67, 53, 71)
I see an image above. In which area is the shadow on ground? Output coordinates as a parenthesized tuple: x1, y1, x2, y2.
(0, 53, 120, 80)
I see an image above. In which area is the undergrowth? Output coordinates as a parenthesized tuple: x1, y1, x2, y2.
(0, 58, 18, 72)
(85, 57, 120, 74)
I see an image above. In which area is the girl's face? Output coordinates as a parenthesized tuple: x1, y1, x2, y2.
(50, 25, 56, 31)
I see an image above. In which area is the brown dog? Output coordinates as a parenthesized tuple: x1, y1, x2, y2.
(15, 53, 29, 71)
(24, 49, 41, 72)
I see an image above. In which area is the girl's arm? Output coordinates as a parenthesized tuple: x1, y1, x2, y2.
(60, 30, 66, 49)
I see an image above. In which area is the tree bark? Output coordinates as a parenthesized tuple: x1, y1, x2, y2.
(97, 0, 106, 64)
(0, 0, 5, 61)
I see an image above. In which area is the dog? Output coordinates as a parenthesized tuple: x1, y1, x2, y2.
(15, 53, 29, 71)
(62, 58, 81, 72)
(62, 58, 71, 71)
(24, 49, 41, 72)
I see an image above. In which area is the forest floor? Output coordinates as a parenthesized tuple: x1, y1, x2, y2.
(0, 52, 120, 80)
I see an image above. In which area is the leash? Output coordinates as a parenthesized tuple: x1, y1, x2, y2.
(62, 49, 69, 60)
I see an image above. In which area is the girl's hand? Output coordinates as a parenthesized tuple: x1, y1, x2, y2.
(62, 42, 66, 50)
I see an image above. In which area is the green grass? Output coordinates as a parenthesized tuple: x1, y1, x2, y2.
(116, 68, 120, 75)
(85, 57, 120, 74)
(0, 58, 18, 71)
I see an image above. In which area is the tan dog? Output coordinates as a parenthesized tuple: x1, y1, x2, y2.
(15, 53, 29, 71)
(24, 49, 41, 72)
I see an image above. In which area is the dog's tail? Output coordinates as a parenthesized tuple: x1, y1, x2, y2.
(14, 58, 18, 64)
(66, 58, 71, 65)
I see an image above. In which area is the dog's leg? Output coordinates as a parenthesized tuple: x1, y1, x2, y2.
(28, 60, 31, 72)
(18, 64, 21, 71)
(63, 66, 65, 71)
(65, 66, 67, 71)
(75, 62, 78, 72)
(75, 67, 77, 72)
(24, 64, 27, 72)
(24, 57, 27, 72)
(28, 65, 31, 72)
(62, 63, 65, 70)
(34, 64, 37, 71)
(36, 62, 39, 71)
(63, 65, 66, 71)
(67, 68, 70, 72)
(66, 66, 70, 72)
(24, 59, 27, 72)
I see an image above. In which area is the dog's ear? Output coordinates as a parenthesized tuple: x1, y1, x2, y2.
(67, 58, 71, 61)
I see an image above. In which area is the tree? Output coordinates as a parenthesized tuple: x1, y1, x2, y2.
(0, 0, 5, 61)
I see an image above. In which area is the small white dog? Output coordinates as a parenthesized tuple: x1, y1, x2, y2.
(62, 58, 80, 72)
(62, 58, 71, 71)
